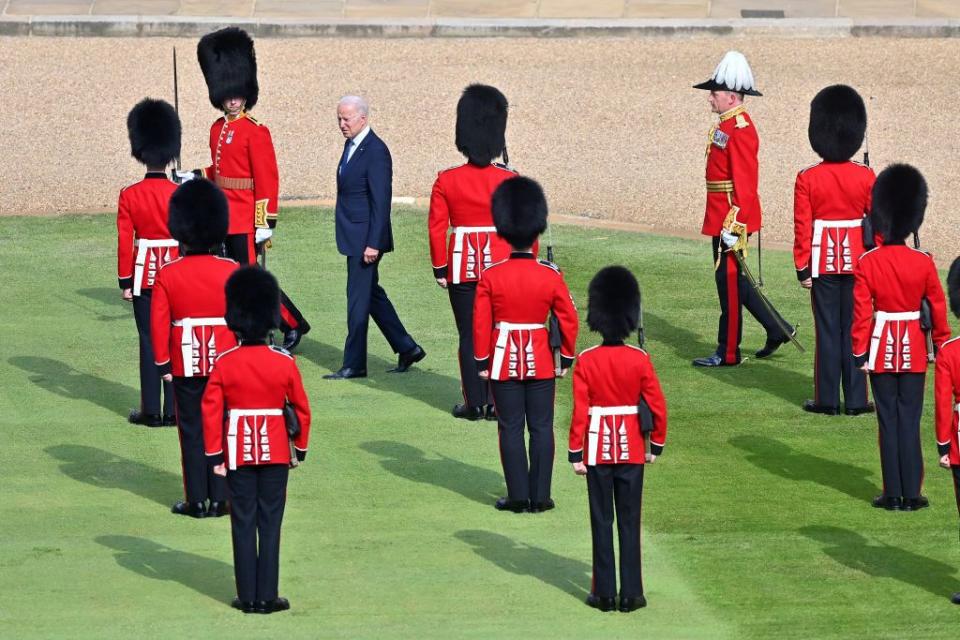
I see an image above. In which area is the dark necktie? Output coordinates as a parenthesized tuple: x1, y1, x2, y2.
(339, 139, 353, 173)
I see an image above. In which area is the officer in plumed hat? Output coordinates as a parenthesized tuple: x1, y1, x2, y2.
(428, 84, 520, 421)
(692, 51, 795, 368)
(196, 27, 311, 351)
(117, 98, 182, 427)
(793, 85, 876, 416)
(151, 179, 238, 518)
(851, 164, 949, 511)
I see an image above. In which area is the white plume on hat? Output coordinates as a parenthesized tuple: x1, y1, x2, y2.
(712, 51, 757, 94)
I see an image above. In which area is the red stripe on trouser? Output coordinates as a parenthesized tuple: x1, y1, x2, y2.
(280, 304, 296, 328)
(811, 291, 819, 404)
(246, 235, 256, 265)
(725, 251, 740, 363)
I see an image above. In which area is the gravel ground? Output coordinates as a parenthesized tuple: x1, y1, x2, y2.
(2, 35, 959, 259)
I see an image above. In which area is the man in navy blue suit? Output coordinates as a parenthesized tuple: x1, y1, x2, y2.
(324, 95, 426, 380)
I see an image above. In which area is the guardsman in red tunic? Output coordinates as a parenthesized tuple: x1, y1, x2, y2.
(935, 259, 960, 605)
(569, 266, 667, 613)
(793, 85, 876, 416)
(197, 27, 310, 351)
(852, 164, 949, 511)
(474, 177, 579, 513)
(117, 98, 181, 427)
(152, 179, 238, 518)
(203, 266, 311, 615)
(692, 51, 794, 367)
(429, 84, 516, 421)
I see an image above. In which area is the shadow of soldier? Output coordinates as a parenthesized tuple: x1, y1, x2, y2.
(645, 311, 811, 405)
(455, 529, 591, 602)
(73, 287, 129, 322)
(360, 441, 503, 507)
(800, 525, 960, 600)
(296, 339, 461, 414)
(46, 444, 178, 508)
(95, 535, 233, 604)
(9, 356, 137, 418)
(729, 435, 877, 503)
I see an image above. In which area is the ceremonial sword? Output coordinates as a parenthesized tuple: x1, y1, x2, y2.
(729, 246, 804, 353)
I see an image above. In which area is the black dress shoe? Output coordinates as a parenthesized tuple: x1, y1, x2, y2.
(692, 353, 738, 367)
(231, 597, 256, 613)
(484, 404, 497, 421)
(951, 592, 960, 605)
(161, 414, 177, 427)
(452, 404, 484, 420)
(494, 497, 529, 513)
(208, 501, 229, 517)
(128, 410, 162, 427)
(255, 597, 290, 614)
(845, 402, 875, 416)
(756, 326, 797, 359)
(282, 329, 303, 352)
(389, 345, 426, 373)
(619, 595, 647, 612)
(323, 367, 367, 380)
(529, 499, 555, 513)
(585, 594, 617, 612)
(871, 495, 902, 511)
(802, 400, 840, 416)
(902, 496, 930, 511)
(171, 501, 207, 518)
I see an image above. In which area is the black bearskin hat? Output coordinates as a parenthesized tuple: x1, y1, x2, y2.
(455, 84, 508, 166)
(197, 27, 258, 111)
(587, 266, 640, 341)
(808, 84, 866, 162)
(225, 266, 281, 341)
(871, 164, 927, 244)
(127, 98, 181, 168)
(492, 176, 548, 249)
(168, 179, 229, 249)
(948, 257, 960, 318)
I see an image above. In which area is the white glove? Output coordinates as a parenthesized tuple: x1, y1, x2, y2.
(255, 228, 273, 244)
(174, 170, 199, 184)
(720, 230, 739, 249)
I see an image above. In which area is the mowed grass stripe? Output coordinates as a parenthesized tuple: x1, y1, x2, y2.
(0, 207, 956, 638)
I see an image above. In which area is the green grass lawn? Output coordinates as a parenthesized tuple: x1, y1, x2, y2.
(1, 207, 958, 639)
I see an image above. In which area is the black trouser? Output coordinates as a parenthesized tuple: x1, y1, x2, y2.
(712, 237, 789, 364)
(449, 282, 489, 408)
(951, 466, 960, 518)
(343, 255, 415, 371)
(491, 378, 555, 504)
(132, 290, 173, 416)
(811, 275, 868, 409)
(172, 376, 227, 504)
(870, 372, 926, 499)
(227, 464, 289, 603)
(587, 464, 645, 599)
(224, 233, 308, 333)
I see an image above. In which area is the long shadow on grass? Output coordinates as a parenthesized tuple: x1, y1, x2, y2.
(729, 436, 876, 503)
(361, 441, 503, 506)
(800, 526, 960, 599)
(455, 530, 590, 601)
(46, 444, 178, 508)
(96, 535, 233, 604)
(295, 339, 460, 413)
(73, 287, 128, 322)
(9, 356, 137, 418)
(646, 311, 810, 405)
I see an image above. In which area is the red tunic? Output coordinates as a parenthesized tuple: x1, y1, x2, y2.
(116, 173, 179, 293)
(851, 245, 949, 373)
(702, 105, 761, 236)
(935, 337, 960, 465)
(427, 163, 516, 283)
(793, 161, 875, 280)
(473, 254, 579, 381)
(568, 343, 667, 465)
(204, 112, 279, 235)
(151, 254, 240, 377)
(202, 344, 311, 469)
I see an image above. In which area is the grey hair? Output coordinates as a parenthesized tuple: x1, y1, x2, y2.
(339, 95, 369, 116)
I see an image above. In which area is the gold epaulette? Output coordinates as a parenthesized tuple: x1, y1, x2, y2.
(735, 114, 749, 129)
(246, 114, 261, 126)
